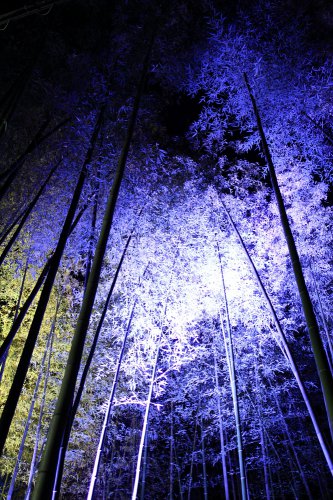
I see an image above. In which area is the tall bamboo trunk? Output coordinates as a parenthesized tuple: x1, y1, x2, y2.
(132, 340, 161, 500)
(87, 298, 138, 500)
(200, 415, 208, 500)
(84, 183, 99, 289)
(169, 402, 174, 500)
(245, 386, 289, 496)
(173, 439, 184, 500)
(140, 432, 149, 500)
(187, 411, 199, 500)
(254, 360, 271, 500)
(6, 303, 57, 499)
(0, 106, 105, 456)
(267, 379, 313, 499)
(53, 233, 135, 499)
(217, 242, 248, 500)
(214, 351, 229, 499)
(32, 34, 155, 499)
(220, 200, 333, 474)
(310, 265, 333, 373)
(25, 303, 56, 500)
(244, 73, 333, 440)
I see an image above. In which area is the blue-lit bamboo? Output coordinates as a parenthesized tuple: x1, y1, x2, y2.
(244, 72, 333, 442)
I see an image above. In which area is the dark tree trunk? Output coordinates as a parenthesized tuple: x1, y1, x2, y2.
(0, 106, 104, 456)
(31, 33, 155, 499)
(0, 116, 69, 200)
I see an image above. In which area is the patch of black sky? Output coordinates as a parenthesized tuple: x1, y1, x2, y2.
(312, 171, 333, 208)
(223, 124, 266, 165)
(163, 93, 202, 137)
(188, 119, 272, 195)
(322, 182, 333, 207)
(48, 0, 117, 52)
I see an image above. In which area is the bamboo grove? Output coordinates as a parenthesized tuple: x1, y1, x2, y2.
(0, 0, 333, 498)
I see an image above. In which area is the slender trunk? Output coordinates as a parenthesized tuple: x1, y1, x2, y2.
(25, 302, 56, 500)
(228, 451, 237, 500)
(82, 131, 107, 291)
(6, 304, 56, 499)
(169, 403, 174, 500)
(200, 415, 208, 500)
(244, 73, 333, 440)
(0, 106, 104, 456)
(32, 34, 155, 499)
(1, 206, 26, 245)
(84, 189, 98, 289)
(86, 298, 138, 500)
(259, 419, 270, 500)
(140, 432, 149, 500)
(0, 473, 9, 498)
(217, 242, 247, 500)
(131, 414, 138, 491)
(220, 201, 333, 473)
(310, 264, 333, 372)
(282, 428, 300, 497)
(0, 114, 68, 202)
(173, 440, 184, 500)
(266, 432, 275, 500)
(245, 388, 301, 499)
(245, 466, 250, 500)
(187, 410, 199, 500)
(268, 379, 313, 499)
(0, 161, 60, 267)
(214, 351, 229, 500)
(136, 251, 176, 500)
(53, 232, 135, 499)
(132, 339, 161, 500)
(254, 357, 270, 500)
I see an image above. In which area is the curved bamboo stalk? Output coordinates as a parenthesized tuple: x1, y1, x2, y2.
(220, 199, 333, 474)
(244, 73, 333, 441)
(216, 241, 248, 500)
